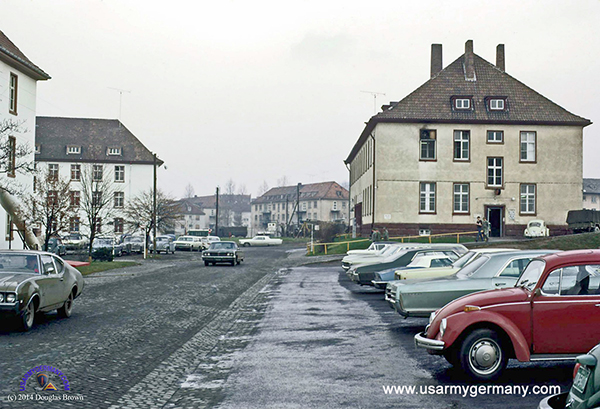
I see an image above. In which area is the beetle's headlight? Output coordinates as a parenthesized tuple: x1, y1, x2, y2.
(6, 293, 16, 303)
(440, 318, 447, 337)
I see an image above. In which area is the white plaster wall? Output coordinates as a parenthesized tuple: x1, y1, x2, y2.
(0, 61, 37, 249)
(371, 122, 584, 227)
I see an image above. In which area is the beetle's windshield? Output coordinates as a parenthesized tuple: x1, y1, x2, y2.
(529, 222, 541, 228)
(0, 254, 41, 274)
(516, 259, 546, 290)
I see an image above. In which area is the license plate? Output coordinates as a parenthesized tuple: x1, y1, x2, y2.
(573, 365, 591, 393)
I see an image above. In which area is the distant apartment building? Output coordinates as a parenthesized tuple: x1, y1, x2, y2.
(173, 200, 206, 236)
(583, 179, 600, 210)
(182, 194, 251, 231)
(0, 30, 50, 249)
(251, 181, 349, 235)
(35, 117, 161, 236)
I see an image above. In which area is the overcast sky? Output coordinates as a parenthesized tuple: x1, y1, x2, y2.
(1, 0, 599, 198)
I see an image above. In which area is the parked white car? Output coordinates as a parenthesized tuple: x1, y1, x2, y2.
(174, 236, 203, 251)
(200, 236, 221, 250)
(524, 219, 550, 237)
(239, 235, 283, 247)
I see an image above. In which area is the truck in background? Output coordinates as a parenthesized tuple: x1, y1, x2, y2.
(566, 209, 600, 233)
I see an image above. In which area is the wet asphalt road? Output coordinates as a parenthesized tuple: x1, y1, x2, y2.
(0, 246, 575, 408)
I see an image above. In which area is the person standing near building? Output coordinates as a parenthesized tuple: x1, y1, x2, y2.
(476, 216, 483, 242)
(482, 217, 490, 242)
(382, 227, 389, 241)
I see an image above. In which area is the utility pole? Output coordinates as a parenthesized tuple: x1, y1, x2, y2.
(285, 196, 289, 237)
(296, 183, 301, 228)
(215, 186, 220, 237)
(152, 153, 157, 255)
(361, 90, 386, 115)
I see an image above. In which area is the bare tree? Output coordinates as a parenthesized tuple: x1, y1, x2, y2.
(79, 164, 117, 255)
(23, 169, 76, 251)
(184, 183, 195, 199)
(225, 179, 236, 195)
(124, 189, 180, 243)
(257, 180, 270, 196)
(0, 119, 35, 194)
(277, 175, 289, 187)
(237, 184, 248, 196)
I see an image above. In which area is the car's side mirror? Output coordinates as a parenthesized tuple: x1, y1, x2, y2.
(533, 288, 542, 297)
(45, 267, 55, 275)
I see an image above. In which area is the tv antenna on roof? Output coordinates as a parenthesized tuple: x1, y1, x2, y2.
(361, 90, 386, 115)
(108, 87, 131, 122)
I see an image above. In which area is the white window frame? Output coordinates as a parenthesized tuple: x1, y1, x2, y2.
(71, 164, 81, 181)
(520, 184, 536, 214)
(487, 130, 504, 144)
(9, 73, 18, 114)
(489, 99, 505, 110)
(107, 147, 122, 156)
(520, 132, 536, 162)
(487, 157, 503, 187)
(48, 163, 59, 179)
(114, 191, 125, 208)
(454, 98, 471, 110)
(92, 164, 103, 181)
(66, 145, 81, 155)
(114, 165, 125, 183)
(453, 183, 469, 213)
(453, 130, 470, 161)
(419, 182, 436, 213)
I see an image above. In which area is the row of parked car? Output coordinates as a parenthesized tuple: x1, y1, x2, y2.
(343, 241, 600, 409)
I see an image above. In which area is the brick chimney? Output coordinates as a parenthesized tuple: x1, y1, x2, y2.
(464, 40, 475, 81)
(496, 44, 505, 71)
(430, 44, 442, 78)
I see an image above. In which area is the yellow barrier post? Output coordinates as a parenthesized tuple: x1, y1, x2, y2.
(324, 244, 328, 255)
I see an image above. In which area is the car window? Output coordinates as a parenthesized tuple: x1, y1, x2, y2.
(40, 255, 57, 274)
(456, 256, 489, 279)
(499, 258, 531, 278)
(542, 265, 600, 296)
(52, 256, 65, 274)
(431, 258, 453, 268)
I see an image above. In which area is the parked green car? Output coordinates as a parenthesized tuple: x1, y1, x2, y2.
(539, 344, 600, 409)
(386, 250, 557, 318)
(0, 251, 84, 331)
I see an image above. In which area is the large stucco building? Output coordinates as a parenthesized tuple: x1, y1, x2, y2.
(345, 41, 591, 237)
(0, 30, 50, 249)
(35, 117, 161, 236)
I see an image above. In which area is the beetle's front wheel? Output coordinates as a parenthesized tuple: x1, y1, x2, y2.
(459, 328, 507, 381)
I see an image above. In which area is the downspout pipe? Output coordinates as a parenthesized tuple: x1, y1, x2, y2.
(371, 133, 376, 233)
(0, 189, 40, 250)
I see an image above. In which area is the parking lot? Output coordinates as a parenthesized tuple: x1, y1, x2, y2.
(0, 245, 575, 408)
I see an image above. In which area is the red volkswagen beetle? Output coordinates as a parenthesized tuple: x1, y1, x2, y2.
(415, 250, 600, 381)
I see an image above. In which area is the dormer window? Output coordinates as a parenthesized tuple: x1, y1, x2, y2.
(107, 147, 122, 156)
(488, 98, 507, 111)
(452, 97, 472, 110)
(66, 145, 81, 155)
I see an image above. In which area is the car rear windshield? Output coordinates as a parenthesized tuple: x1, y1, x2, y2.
(529, 222, 541, 227)
(455, 255, 489, 279)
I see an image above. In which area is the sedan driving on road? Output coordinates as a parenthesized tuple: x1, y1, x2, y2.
(202, 241, 244, 266)
(239, 235, 282, 247)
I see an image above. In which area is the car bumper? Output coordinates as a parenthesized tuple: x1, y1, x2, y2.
(414, 331, 445, 351)
(202, 255, 235, 262)
(371, 280, 388, 290)
(175, 245, 193, 250)
(0, 302, 21, 315)
(537, 392, 568, 409)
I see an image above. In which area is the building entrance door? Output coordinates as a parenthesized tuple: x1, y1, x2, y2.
(486, 206, 504, 237)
